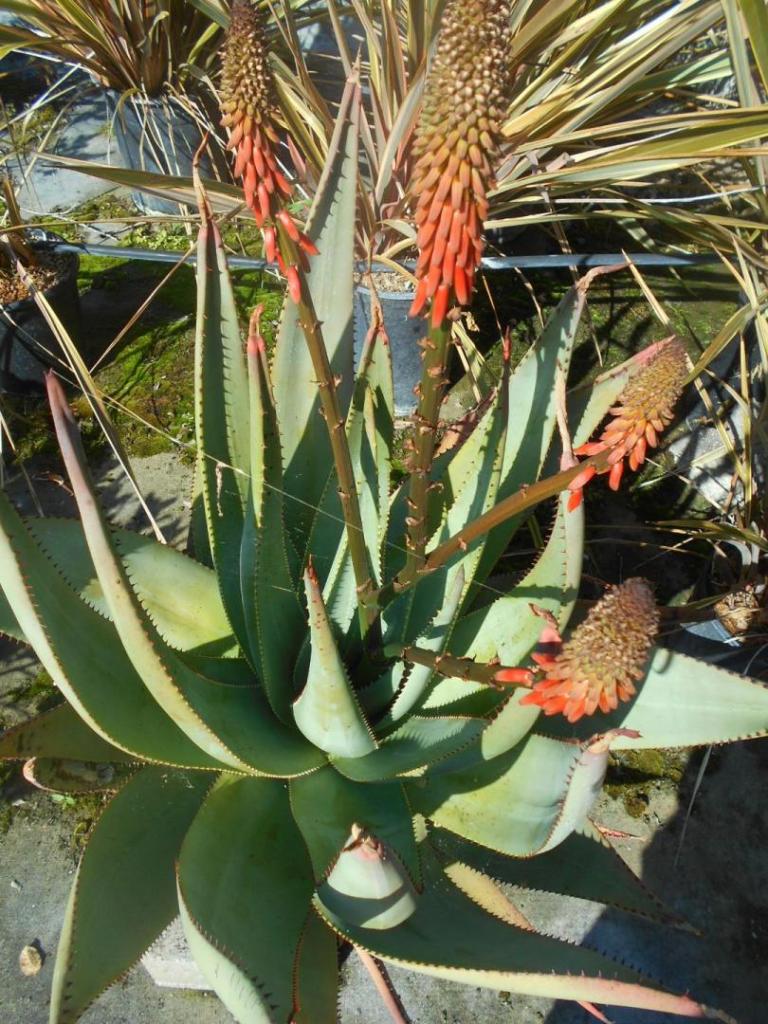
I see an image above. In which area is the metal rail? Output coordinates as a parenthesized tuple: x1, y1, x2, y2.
(48, 241, 721, 272)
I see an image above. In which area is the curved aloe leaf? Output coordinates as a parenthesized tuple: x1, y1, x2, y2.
(194, 178, 251, 656)
(387, 373, 509, 668)
(291, 911, 338, 1024)
(0, 582, 23, 641)
(431, 821, 683, 928)
(383, 568, 466, 724)
(472, 280, 588, 585)
(0, 704, 133, 764)
(21, 757, 121, 795)
(239, 319, 306, 721)
(317, 825, 419, 930)
(177, 776, 317, 1024)
(424, 487, 583, 722)
(293, 565, 377, 758)
(49, 767, 211, 1024)
(48, 374, 322, 777)
(315, 849, 716, 1018)
(319, 321, 394, 632)
(538, 648, 768, 748)
(0, 491, 222, 770)
(333, 716, 486, 782)
(273, 77, 360, 553)
(409, 733, 619, 858)
(28, 519, 237, 656)
(290, 764, 421, 885)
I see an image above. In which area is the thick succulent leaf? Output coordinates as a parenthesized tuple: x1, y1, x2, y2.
(293, 566, 377, 758)
(0, 703, 132, 763)
(0, 583, 23, 641)
(49, 767, 211, 1024)
(49, 379, 322, 777)
(0, 491, 222, 770)
(194, 182, 251, 655)
(387, 366, 508, 653)
(314, 850, 713, 1017)
(383, 568, 466, 724)
(28, 519, 237, 656)
(176, 776, 316, 1024)
(273, 77, 360, 553)
(333, 716, 486, 782)
(319, 323, 394, 631)
(239, 327, 305, 721)
(409, 734, 614, 858)
(317, 825, 419, 930)
(538, 648, 768, 748)
(430, 821, 682, 928)
(21, 757, 121, 795)
(290, 765, 421, 885)
(424, 488, 583, 724)
(291, 911, 339, 1024)
(472, 282, 587, 585)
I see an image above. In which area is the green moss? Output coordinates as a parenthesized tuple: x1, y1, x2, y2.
(604, 747, 689, 818)
(7, 668, 61, 715)
(0, 803, 13, 834)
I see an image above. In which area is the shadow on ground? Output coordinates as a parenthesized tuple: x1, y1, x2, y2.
(543, 737, 768, 1024)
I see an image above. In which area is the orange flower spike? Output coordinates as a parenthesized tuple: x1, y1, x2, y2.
(520, 579, 660, 723)
(220, 1, 316, 293)
(572, 337, 689, 499)
(409, 0, 511, 326)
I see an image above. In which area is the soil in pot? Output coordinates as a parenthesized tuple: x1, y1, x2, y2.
(0, 233, 80, 392)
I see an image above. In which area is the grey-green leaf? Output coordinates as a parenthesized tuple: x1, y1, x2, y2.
(177, 775, 317, 1024)
(49, 767, 211, 1024)
(293, 565, 377, 758)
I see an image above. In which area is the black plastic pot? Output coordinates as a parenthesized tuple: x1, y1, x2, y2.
(104, 91, 217, 216)
(0, 231, 80, 393)
(354, 285, 426, 418)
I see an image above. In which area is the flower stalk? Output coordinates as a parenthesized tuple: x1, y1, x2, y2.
(402, 320, 452, 582)
(399, 644, 533, 688)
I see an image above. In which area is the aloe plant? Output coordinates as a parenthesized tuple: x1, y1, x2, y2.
(1, 63, 767, 1024)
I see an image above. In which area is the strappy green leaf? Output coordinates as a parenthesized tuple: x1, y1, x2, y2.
(290, 764, 421, 885)
(177, 776, 316, 1024)
(293, 566, 377, 758)
(49, 767, 211, 1024)
(538, 648, 768, 748)
(273, 77, 360, 553)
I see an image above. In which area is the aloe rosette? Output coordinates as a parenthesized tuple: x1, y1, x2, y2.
(1, 87, 766, 1024)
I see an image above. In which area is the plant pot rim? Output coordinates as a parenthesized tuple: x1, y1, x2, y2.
(1, 230, 78, 311)
(355, 283, 416, 300)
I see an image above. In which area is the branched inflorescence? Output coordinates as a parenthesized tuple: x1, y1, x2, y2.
(409, 0, 511, 327)
(521, 579, 660, 723)
(220, 0, 317, 301)
(568, 337, 690, 510)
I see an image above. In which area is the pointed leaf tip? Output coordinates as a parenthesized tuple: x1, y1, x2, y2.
(316, 825, 418, 931)
(292, 568, 376, 759)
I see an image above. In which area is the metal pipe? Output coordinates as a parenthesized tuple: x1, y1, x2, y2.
(47, 240, 721, 272)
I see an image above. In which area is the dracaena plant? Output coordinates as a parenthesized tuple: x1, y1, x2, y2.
(2, 12, 768, 1024)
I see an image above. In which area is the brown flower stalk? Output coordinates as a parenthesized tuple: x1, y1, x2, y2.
(519, 580, 660, 723)
(409, 0, 511, 327)
(220, 0, 317, 301)
(568, 336, 689, 510)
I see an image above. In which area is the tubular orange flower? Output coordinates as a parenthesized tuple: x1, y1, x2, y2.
(220, 0, 317, 301)
(568, 337, 689, 511)
(409, 0, 511, 328)
(520, 579, 660, 723)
